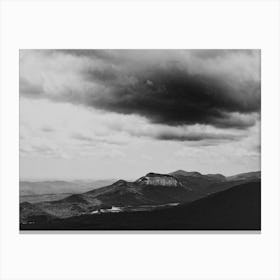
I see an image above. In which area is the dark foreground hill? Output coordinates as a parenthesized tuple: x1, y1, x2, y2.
(20, 181, 261, 230)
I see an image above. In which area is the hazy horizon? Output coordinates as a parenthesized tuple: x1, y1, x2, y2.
(20, 168, 261, 182)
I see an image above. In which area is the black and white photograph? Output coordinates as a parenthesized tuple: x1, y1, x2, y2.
(19, 49, 261, 230)
(2, 0, 280, 279)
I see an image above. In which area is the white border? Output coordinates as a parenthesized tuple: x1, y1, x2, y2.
(1, 1, 280, 280)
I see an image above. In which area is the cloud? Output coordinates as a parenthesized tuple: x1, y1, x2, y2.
(20, 143, 64, 158)
(155, 130, 240, 142)
(71, 132, 128, 147)
(20, 50, 260, 131)
(19, 95, 260, 179)
(120, 121, 245, 143)
(19, 98, 249, 164)
(89, 73, 259, 129)
(99, 111, 245, 143)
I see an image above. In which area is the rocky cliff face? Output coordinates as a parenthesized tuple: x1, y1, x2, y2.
(135, 173, 181, 187)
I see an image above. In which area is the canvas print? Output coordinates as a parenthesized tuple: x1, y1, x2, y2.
(20, 50, 261, 230)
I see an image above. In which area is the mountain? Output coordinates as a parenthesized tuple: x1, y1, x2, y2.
(170, 170, 226, 181)
(20, 170, 261, 229)
(227, 171, 261, 181)
(21, 180, 261, 230)
(21, 173, 197, 220)
(20, 193, 73, 204)
(170, 169, 226, 194)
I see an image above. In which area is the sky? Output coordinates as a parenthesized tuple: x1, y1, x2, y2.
(19, 50, 261, 180)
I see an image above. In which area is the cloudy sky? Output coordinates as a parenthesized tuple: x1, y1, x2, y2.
(20, 50, 261, 180)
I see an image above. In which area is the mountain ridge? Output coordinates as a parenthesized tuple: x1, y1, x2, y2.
(20, 169, 261, 225)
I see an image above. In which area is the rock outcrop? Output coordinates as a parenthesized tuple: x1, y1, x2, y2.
(135, 172, 181, 187)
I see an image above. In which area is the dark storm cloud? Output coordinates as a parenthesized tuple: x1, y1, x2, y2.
(89, 66, 260, 129)
(20, 49, 261, 131)
(69, 50, 260, 129)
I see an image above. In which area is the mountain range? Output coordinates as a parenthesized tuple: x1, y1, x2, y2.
(20, 170, 261, 230)
(20, 179, 116, 196)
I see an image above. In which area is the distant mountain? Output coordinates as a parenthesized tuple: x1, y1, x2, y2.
(21, 180, 261, 230)
(20, 193, 73, 204)
(20, 179, 116, 196)
(170, 169, 226, 193)
(227, 171, 261, 181)
(170, 170, 226, 180)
